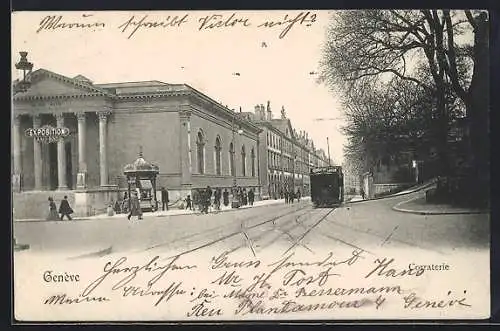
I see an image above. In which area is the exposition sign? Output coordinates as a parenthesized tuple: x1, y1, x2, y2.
(25, 125, 70, 143)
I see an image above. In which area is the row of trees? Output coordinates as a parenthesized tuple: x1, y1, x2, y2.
(320, 10, 489, 207)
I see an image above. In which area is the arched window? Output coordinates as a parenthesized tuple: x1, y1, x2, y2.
(241, 145, 246, 176)
(196, 130, 205, 174)
(229, 142, 235, 176)
(251, 148, 256, 177)
(215, 136, 222, 175)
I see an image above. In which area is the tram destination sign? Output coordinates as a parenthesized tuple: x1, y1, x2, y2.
(25, 125, 70, 143)
(310, 165, 341, 174)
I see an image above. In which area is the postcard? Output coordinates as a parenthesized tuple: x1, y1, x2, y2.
(12, 9, 490, 321)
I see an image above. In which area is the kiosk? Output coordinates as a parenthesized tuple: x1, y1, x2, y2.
(123, 152, 160, 212)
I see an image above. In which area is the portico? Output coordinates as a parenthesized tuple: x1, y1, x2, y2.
(12, 69, 118, 219)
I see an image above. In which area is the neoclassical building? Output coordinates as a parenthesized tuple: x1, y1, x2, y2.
(12, 68, 261, 219)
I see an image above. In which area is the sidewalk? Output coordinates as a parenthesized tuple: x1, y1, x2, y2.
(392, 195, 489, 215)
(15, 197, 309, 222)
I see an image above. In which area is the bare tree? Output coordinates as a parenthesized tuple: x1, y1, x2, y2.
(321, 9, 489, 200)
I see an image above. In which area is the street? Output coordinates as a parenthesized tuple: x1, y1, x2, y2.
(14, 190, 489, 260)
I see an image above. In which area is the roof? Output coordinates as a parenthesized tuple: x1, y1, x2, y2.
(12, 68, 261, 133)
(13, 68, 112, 98)
(123, 153, 160, 174)
(73, 75, 93, 83)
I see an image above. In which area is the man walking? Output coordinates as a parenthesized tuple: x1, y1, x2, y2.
(203, 186, 212, 214)
(59, 196, 73, 221)
(161, 187, 169, 211)
(248, 188, 255, 206)
(128, 191, 143, 220)
(223, 189, 229, 207)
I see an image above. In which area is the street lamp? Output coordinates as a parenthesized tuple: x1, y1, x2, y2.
(14, 51, 33, 94)
(13, 51, 33, 252)
(231, 111, 243, 208)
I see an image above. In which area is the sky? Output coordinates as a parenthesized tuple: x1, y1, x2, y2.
(12, 10, 346, 163)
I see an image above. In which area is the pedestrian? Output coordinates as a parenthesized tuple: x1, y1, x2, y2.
(239, 189, 244, 206)
(297, 188, 301, 202)
(127, 191, 143, 220)
(107, 201, 115, 216)
(46, 197, 59, 221)
(114, 199, 121, 214)
(214, 188, 221, 210)
(121, 192, 129, 213)
(204, 186, 212, 214)
(223, 189, 229, 207)
(248, 188, 255, 206)
(242, 188, 248, 206)
(185, 194, 193, 210)
(161, 187, 169, 211)
(59, 195, 74, 220)
(284, 190, 289, 204)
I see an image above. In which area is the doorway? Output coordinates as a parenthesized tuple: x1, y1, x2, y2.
(48, 143, 58, 190)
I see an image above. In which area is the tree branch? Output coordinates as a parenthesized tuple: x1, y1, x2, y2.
(464, 10, 477, 30)
(443, 10, 469, 102)
(347, 65, 431, 91)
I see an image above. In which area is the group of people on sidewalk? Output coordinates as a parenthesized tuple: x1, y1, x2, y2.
(46, 196, 74, 221)
(184, 186, 256, 214)
(283, 188, 301, 204)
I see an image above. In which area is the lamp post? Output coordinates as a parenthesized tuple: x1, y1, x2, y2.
(327, 137, 331, 166)
(231, 111, 243, 208)
(14, 51, 33, 93)
(13, 51, 33, 252)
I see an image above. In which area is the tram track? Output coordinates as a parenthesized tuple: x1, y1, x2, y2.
(155, 203, 313, 260)
(219, 207, 337, 257)
(142, 203, 310, 252)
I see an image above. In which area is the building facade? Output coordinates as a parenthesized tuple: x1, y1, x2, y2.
(12, 68, 261, 219)
(240, 102, 330, 199)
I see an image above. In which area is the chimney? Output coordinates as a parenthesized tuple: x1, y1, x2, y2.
(254, 104, 260, 114)
(266, 101, 272, 121)
(281, 106, 287, 119)
(254, 104, 263, 120)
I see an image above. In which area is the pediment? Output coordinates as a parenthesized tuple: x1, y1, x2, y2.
(13, 69, 108, 99)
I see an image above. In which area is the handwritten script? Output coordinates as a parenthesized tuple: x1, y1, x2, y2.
(39, 249, 472, 318)
(35, 12, 318, 39)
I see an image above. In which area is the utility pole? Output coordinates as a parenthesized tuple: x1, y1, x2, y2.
(327, 137, 331, 166)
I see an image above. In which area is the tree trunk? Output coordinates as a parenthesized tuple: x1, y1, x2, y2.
(466, 13, 489, 206)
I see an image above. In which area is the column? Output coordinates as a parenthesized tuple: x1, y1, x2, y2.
(32, 115, 43, 190)
(179, 110, 192, 186)
(12, 115, 22, 192)
(98, 111, 110, 186)
(56, 114, 68, 190)
(76, 112, 87, 189)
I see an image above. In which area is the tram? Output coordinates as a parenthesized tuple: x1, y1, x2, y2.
(310, 165, 344, 208)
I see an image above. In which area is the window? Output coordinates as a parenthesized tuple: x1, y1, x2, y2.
(241, 145, 246, 176)
(196, 130, 205, 174)
(251, 148, 256, 177)
(229, 142, 235, 176)
(215, 136, 222, 175)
